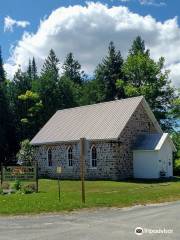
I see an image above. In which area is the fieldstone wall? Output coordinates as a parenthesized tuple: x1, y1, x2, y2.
(115, 102, 158, 178)
(34, 102, 159, 180)
(34, 141, 117, 179)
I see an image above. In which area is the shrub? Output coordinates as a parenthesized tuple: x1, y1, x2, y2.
(16, 139, 35, 165)
(22, 183, 36, 194)
(174, 159, 180, 176)
(12, 180, 22, 191)
(1, 182, 10, 190)
(0, 188, 3, 194)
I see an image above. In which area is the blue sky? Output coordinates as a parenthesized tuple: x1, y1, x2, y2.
(1, 0, 180, 87)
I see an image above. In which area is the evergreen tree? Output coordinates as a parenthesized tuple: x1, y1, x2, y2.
(32, 57, 37, 80)
(95, 41, 124, 101)
(0, 49, 17, 163)
(8, 68, 33, 141)
(38, 49, 62, 124)
(129, 36, 149, 56)
(0, 47, 6, 83)
(62, 52, 83, 85)
(80, 78, 100, 105)
(0, 84, 9, 163)
(27, 59, 32, 80)
(59, 75, 79, 109)
(41, 49, 59, 78)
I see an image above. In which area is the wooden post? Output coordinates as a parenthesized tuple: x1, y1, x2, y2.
(58, 175, 61, 202)
(80, 138, 85, 203)
(56, 166, 62, 202)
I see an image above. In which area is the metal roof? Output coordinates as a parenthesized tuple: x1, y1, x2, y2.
(133, 133, 176, 151)
(31, 95, 162, 145)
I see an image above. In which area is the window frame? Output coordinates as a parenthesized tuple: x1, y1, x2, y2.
(67, 146, 73, 167)
(47, 148, 53, 167)
(90, 145, 97, 169)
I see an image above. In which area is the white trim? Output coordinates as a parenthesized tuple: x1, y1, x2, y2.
(90, 145, 97, 169)
(133, 133, 177, 152)
(155, 133, 176, 151)
(67, 145, 73, 167)
(47, 148, 53, 167)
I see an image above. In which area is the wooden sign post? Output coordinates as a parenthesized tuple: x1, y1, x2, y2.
(80, 138, 86, 203)
(56, 166, 62, 202)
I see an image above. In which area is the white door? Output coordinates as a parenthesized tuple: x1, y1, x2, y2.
(167, 155, 173, 177)
(159, 159, 167, 177)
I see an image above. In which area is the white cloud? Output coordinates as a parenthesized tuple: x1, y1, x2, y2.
(118, 0, 130, 2)
(139, 0, 166, 6)
(4, 16, 30, 32)
(4, 2, 180, 87)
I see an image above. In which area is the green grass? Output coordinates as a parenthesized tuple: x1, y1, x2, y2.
(0, 178, 180, 215)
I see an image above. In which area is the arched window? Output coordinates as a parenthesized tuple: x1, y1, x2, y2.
(67, 146, 73, 167)
(91, 145, 97, 168)
(47, 148, 52, 167)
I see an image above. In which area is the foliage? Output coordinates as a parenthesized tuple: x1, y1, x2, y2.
(122, 48, 175, 130)
(174, 159, 180, 176)
(12, 180, 22, 191)
(172, 131, 180, 159)
(62, 52, 84, 85)
(0, 47, 6, 83)
(22, 183, 36, 194)
(18, 90, 43, 138)
(171, 89, 180, 123)
(129, 35, 149, 56)
(38, 49, 62, 124)
(0, 48, 17, 164)
(16, 139, 35, 165)
(58, 76, 80, 108)
(80, 78, 101, 105)
(95, 41, 124, 101)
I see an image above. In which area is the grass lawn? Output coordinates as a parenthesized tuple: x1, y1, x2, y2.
(0, 178, 180, 215)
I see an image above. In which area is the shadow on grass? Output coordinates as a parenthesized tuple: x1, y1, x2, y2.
(39, 176, 180, 184)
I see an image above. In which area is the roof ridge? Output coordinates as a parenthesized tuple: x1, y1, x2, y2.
(57, 95, 144, 113)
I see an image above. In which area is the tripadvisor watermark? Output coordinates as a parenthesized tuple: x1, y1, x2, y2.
(135, 227, 173, 236)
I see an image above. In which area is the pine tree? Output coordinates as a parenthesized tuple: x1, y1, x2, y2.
(41, 49, 59, 77)
(27, 59, 32, 79)
(95, 41, 124, 101)
(129, 36, 149, 55)
(0, 47, 5, 84)
(0, 49, 17, 163)
(38, 49, 62, 124)
(62, 52, 83, 85)
(32, 57, 37, 80)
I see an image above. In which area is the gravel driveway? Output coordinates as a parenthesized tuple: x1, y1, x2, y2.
(0, 201, 179, 240)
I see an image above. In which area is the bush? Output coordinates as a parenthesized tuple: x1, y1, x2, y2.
(1, 182, 10, 190)
(16, 139, 35, 165)
(12, 180, 22, 191)
(22, 183, 36, 194)
(0, 188, 3, 194)
(174, 159, 180, 176)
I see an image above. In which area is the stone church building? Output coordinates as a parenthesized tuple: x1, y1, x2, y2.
(31, 96, 175, 180)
